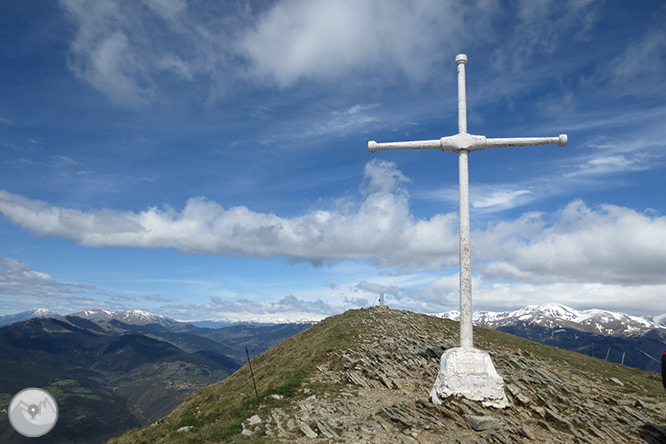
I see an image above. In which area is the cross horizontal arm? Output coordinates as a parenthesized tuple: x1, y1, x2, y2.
(483, 135, 568, 150)
(368, 139, 441, 152)
(368, 133, 567, 153)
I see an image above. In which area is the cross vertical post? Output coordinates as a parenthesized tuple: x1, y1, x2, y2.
(368, 54, 567, 408)
(455, 54, 473, 349)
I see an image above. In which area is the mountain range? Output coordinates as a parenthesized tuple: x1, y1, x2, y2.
(0, 311, 311, 444)
(435, 303, 666, 335)
(435, 303, 666, 372)
(70, 308, 180, 326)
(0, 307, 317, 328)
(5, 303, 664, 335)
(2, 303, 666, 442)
(3, 303, 665, 373)
(107, 307, 666, 444)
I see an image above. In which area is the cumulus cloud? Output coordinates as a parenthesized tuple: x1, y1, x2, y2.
(0, 160, 459, 270)
(1, 162, 666, 287)
(236, 0, 479, 87)
(476, 200, 666, 284)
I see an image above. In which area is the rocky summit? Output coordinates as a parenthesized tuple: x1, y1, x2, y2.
(109, 307, 666, 444)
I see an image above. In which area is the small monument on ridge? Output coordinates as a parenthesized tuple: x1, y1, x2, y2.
(368, 54, 567, 408)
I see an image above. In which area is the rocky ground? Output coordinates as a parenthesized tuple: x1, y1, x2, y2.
(241, 307, 666, 443)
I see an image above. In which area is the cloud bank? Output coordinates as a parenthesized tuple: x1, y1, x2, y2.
(1, 160, 665, 287)
(0, 160, 458, 270)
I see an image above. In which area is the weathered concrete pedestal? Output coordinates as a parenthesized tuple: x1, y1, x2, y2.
(430, 347, 508, 409)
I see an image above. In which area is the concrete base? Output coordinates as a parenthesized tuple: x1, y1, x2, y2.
(430, 347, 508, 409)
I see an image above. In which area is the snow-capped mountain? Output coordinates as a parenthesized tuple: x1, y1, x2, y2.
(433, 303, 666, 372)
(649, 312, 666, 328)
(434, 303, 664, 337)
(187, 316, 319, 328)
(70, 308, 180, 326)
(0, 308, 61, 327)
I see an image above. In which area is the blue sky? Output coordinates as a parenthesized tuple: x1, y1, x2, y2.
(1, 0, 666, 321)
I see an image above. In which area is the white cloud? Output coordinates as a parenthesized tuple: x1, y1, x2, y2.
(0, 160, 458, 270)
(477, 200, 666, 285)
(0, 257, 95, 298)
(1, 163, 665, 288)
(60, 1, 153, 105)
(57, 0, 499, 104)
(421, 182, 547, 215)
(569, 154, 650, 178)
(59, 0, 234, 105)
(355, 275, 666, 317)
(310, 104, 379, 137)
(472, 188, 531, 210)
(236, 0, 477, 87)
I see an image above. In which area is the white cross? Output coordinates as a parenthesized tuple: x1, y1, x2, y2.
(368, 54, 567, 349)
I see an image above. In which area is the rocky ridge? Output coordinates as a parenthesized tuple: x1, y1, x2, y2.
(242, 308, 666, 443)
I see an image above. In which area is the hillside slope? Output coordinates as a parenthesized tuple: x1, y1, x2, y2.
(109, 307, 666, 444)
(0, 316, 235, 444)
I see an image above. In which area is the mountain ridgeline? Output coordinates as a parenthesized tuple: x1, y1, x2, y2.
(0, 314, 311, 444)
(436, 303, 666, 373)
(108, 307, 666, 444)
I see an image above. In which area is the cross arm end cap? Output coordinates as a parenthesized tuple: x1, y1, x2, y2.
(368, 140, 378, 152)
(559, 134, 568, 147)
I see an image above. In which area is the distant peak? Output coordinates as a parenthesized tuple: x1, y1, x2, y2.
(32, 308, 57, 315)
(70, 308, 177, 325)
